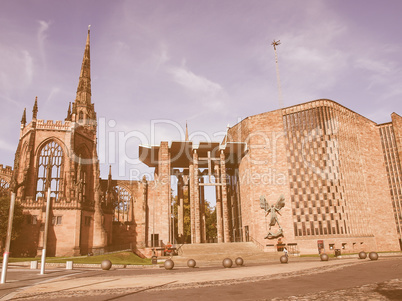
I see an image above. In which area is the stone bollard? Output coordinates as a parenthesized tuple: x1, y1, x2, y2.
(101, 260, 112, 270)
(30, 261, 38, 269)
(235, 257, 244, 266)
(187, 259, 196, 268)
(320, 253, 329, 261)
(222, 258, 233, 268)
(369, 252, 378, 261)
(66, 261, 73, 270)
(358, 251, 367, 259)
(164, 259, 174, 270)
(280, 255, 288, 264)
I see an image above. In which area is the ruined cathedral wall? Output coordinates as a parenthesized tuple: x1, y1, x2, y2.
(12, 125, 88, 257)
(18, 127, 73, 201)
(144, 180, 158, 247)
(110, 179, 156, 249)
(47, 209, 81, 257)
(74, 134, 97, 202)
(0, 164, 12, 187)
(112, 180, 145, 247)
(11, 208, 42, 257)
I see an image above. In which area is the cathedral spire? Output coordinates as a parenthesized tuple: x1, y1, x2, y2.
(72, 26, 96, 124)
(75, 26, 92, 106)
(32, 96, 38, 120)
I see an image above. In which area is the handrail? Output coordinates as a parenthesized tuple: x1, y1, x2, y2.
(175, 243, 185, 256)
(248, 236, 265, 251)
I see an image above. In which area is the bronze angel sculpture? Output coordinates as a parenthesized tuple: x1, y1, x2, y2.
(260, 195, 285, 239)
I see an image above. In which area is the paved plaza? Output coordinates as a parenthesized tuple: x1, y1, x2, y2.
(1, 255, 401, 300)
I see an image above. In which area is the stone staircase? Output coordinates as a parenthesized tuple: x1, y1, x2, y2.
(168, 242, 280, 266)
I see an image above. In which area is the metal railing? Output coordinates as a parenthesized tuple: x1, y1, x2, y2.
(175, 243, 185, 256)
(248, 236, 265, 251)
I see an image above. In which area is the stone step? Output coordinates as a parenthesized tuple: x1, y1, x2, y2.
(169, 242, 282, 266)
(178, 242, 263, 256)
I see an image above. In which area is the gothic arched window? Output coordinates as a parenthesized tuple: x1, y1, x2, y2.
(0, 178, 10, 194)
(114, 186, 132, 223)
(36, 141, 63, 202)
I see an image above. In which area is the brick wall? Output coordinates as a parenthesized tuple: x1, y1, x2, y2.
(228, 99, 401, 253)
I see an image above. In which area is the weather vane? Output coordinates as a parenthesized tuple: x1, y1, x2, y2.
(271, 39, 281, 50)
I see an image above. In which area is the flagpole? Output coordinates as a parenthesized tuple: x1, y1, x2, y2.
(272, 39, 284, 109)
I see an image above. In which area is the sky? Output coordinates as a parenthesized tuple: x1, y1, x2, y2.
(0, 0, 401, 199)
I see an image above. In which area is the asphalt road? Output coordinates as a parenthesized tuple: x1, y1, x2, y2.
(1, 257, 401, 300)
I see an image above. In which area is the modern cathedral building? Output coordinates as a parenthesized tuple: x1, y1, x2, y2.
(0, 29, 401, 257)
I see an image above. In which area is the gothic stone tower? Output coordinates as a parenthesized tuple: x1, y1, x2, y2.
(11, 28, 111, 257)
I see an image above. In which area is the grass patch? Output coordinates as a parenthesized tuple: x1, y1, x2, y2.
(3, 252, 151, 265)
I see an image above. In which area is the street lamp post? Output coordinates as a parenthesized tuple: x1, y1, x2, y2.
(0, 192, 16, 284)
(40, 187, 52, 275)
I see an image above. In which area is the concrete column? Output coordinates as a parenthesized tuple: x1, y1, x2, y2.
(189, 163, 195, 243)
(193, 150, 201, 244)
(168, 153, 172, 243)
(200, 177, 206, 243)
(220, 150, 230, 243)
(177, 176, 184, 238)
(183, 179, 189, 242)
(157, 142, 171, 245)
(214, 164, 223, 243)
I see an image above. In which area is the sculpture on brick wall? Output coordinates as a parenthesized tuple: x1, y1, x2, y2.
(260, 195, 285, 239)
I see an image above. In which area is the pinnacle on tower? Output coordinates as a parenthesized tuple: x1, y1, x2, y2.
(32, 96, 38, 120)
(185, 121, 189, 142)
(65, 102, 72, 121)
(107, 165, 113, 191)
(21, 108, 27, 126)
